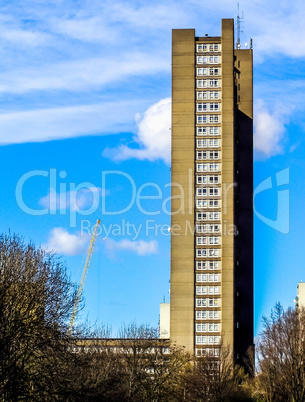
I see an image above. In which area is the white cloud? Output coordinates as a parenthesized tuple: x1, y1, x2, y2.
(0, 101, 142, 145)
(39, 187, 105, 212)
(52, 16, 120, 43)
(254, 101, 288, 158)
(42, 227, 88, 256)
(0, 29, 51, 47)
(105, 238, 158, 256)
(245, 0, 305, 59)
(0, 53, 169, 95)
(103, 98, 171, 164)
(1, 0, 305, 150)
(108, 2, 189, 29)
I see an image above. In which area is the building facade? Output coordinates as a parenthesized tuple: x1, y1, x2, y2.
(295, 282, 305, 308)
(170, 19, 253, 364)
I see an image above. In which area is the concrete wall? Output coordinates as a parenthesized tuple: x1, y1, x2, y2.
(160, 303, 170, 339)
(170, 29, 195, 352)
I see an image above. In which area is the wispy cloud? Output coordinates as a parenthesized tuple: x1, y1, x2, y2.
(0, 101, 142, 145)
(0, 28, 51, 46)
(103, 98, 171, 164)
(51, 16, 120, 43)
(0, 53, 169, 95)
(105, 238, 158, 256)
(0, 0, 305, 150)
(42, 227, 88, 256)
(245, 0, 305, 59)
(39, 187, 105, 212)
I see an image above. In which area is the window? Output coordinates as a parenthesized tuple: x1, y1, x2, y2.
(196, 139, 220, 148)
(197, 103, 221, 113)
(196, 212, 207, 221)
(197, 311, 220, 321)
(208, 175, 220, 184)
(197, 115, 207, 124)
(197, 274, 220, 283)
(209, 324, 220, 332)
(196, 261, 207, 270)
(209, 261, 220, 270)
(208, 187, 220, 196)
(196, 199, 207, 208)
(196, 323, 207, 332)
(196, 91, 207, 100)
(208, 151, 219, 159)
(196, 55, 208, 64)
(209, 298, 220, 307)
(207, 224, 220, 233)
(196, 175, 207, 184)
(209, 127, 220, 136)
(209, 139, 220, 147)
(196, 151, 207, 160)
(196, 286, 208, 295)
(198, 348, 220, 357)
(196, 223, 207, 234)
(197, 163, 207, 172)
(209, 115, 220, 123)
(196, 336, 207, 345)
(196, 188, 207, 196)
(214, 44, 219, 51)
(196, 79, 208, 88)
(197, 68, 208, 76)
(208, 212, 220, 220)
(209, 67, 220, 76)
(196, 298, 221, 307)
(209, 249, 220, 257)
(196, 273, 207, 282)
(209, 311, 220, 319)
(208, 163, 220, 172)
(208, 286, 220, 295)
(209, 103, 220, 111)
(208, 336, 221, 344)
(209, 274, 220, 282)
(196, 298, 207, 307)
(197, 249, 221, 258)
(209, 91, 220, 99)
(197, 127, 207, 136)
(209, 67, 218, 76)
(209, 56, 220, 64)
(208, 237, 220, 245)
(209, 79, 220, 87)
(196, 310, 207, 320)
(196, 44, 207, 52)
(197, 103, 207, 112)
(196, 248, 221, 258)
(196, 237, 207, 245)
(196, 249, 207, 258)
(208, 199, 220, 208)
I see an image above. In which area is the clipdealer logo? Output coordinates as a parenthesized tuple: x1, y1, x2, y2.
(15, 168, 290, 234)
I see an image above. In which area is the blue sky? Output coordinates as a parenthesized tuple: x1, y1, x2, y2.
(1, 0, 305, 337)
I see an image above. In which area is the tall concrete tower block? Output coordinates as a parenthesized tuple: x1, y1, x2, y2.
(170, 19, 253, 365)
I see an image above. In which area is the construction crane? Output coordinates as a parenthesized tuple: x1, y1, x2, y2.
(68, 219, 101, 335)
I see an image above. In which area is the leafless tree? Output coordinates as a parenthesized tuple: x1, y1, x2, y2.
(183, 345, 254, 401)
(0, 233, 80, 400)
(256, 303, 305, 402)
(111, 323, 190, 401)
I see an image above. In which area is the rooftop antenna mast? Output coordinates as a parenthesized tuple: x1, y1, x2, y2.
(236, 3, 244, 49)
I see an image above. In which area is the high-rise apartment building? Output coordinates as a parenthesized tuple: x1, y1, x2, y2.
(170, 19, 253, 364)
